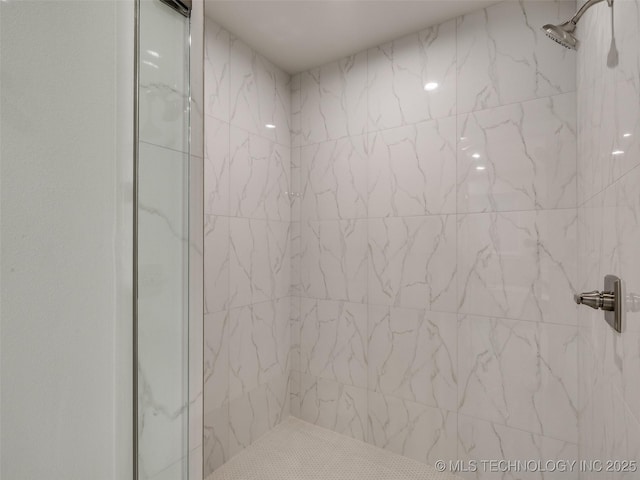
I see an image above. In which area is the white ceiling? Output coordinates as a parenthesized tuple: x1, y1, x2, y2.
(204, 0, 502, 74)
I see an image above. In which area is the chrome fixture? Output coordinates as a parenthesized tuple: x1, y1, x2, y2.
(542, 0, 613, 50)
(574, 274, 622, 333)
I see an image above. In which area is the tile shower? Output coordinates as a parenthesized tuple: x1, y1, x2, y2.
(202, 1, 640, 479)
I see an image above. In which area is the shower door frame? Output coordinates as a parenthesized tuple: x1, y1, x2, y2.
(133, 1, 198, 479)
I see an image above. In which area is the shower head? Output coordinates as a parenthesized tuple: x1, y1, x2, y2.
(542, 21, 578, 50)
(542, 0, 613, 50)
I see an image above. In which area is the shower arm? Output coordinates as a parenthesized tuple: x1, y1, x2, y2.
(567, 0, 613, 30)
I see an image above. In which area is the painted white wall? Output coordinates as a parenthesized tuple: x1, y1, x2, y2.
(0, 1, 134, 478)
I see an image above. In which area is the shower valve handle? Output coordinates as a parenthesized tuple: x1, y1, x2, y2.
(574, 275, 622, 333)
(574, 290, 615, 311)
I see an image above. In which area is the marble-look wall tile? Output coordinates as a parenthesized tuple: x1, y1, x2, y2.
(291, 74, 302, 148)
(204, 117, 230, 216)
(578, 165, 640, 427)
(300, 299, 367, 388)
(290, 148, 301, 221)
(229, 127, 290, 221)
(578, 75, 640, 206)
(289, 221, 301, 296)
(458, 315, 578, 443)
(368, 391, 457, 465)
(456, 0, 576, 114)
(603, 166, 640, 424)
(204, 17, 230, 123)
(203, 404, 229, 477)
(229, 37, 290, 146)
(228, 373, 290, 459)
(577, 0, 640, 205)
(457, 209, 577, 325)
(576, 75, 604, 205)
(368, 20, 456, 131)
(457, 93, 577, 213)
(578, 346, 640, 480)
(289, 370, 301, 418)
(301, 219, 368, 303)
(289, 296, 301, 373)
(229, 298, 289, 400)
(204, 17, 293, 472)
(229, 218, 289, 308)
(299, 52, 367, 145)
(369, 215, 456, 311)
(457, 414, 578, 480)
(368, 117, 456, 217)
(204, 311, 229, 413)
(368, 306, 456, 410)
(299, 373, 368, 441)
(576, 2, 640, 470)
(204, 215, 229, 314)
(301, 135, 367, 220)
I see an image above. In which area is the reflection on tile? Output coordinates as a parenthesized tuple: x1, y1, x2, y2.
(456, 0, 575, 114)
(368, 306, 456, 410)
(300, 299, 367, 388)
(458, 209, 577, 325)
(368, 391, 457, 465)
(457, 93, 576, 213)
(139, 0, 189, 153)
(369, 117, 456, 217)
(299, 52, 367, 145)
(230, 37, 290, 146)
(368, 20, 456, 131)
(137, 142, 189, 479)
(458, 315, 577, 443)
(369, 216, 456, 312)
(301, 220, 367, 303)
(299, 373, 367, 441)
(301, 135, 367, 220)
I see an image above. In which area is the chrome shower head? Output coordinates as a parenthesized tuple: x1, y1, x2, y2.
(542, 21, 578, 50)
(542, 0, 613, 50)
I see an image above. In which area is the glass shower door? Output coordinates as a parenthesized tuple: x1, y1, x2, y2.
(136, 1, 191, 479)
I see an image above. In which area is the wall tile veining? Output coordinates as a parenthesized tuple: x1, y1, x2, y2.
(290, 0, 579, 476)
(203, 17, 291, 476)
(201, 0, 635, 477)
(577, 0, 640, 477)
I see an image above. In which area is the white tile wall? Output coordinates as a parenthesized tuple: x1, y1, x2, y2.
(203, 18, 291, 477)
(289, 2, 581, 477)
(205, 0, 604, 477)
(577, 0, 640, 474)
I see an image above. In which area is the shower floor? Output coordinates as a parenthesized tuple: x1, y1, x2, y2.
(208, 417, 461, 480)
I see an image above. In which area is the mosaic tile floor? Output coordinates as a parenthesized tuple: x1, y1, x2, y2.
(208, 417, 461, 480)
